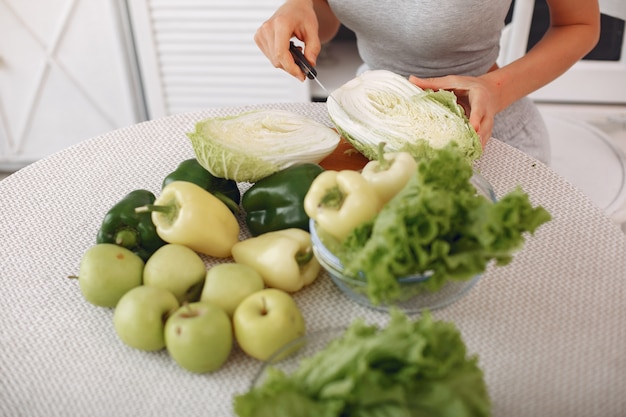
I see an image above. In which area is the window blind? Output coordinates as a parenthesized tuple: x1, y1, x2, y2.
(127, 0, 310, 118)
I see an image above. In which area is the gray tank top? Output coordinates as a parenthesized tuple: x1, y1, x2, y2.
(326, 0, 551, 165)
(327, 0, 511, 77)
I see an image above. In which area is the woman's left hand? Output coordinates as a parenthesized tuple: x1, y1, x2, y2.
(409, 74, 499, 148)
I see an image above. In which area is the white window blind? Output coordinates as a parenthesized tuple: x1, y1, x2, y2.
(127, 0, 310, 118)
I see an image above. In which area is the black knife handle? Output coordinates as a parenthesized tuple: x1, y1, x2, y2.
(289, 41, 317, 79)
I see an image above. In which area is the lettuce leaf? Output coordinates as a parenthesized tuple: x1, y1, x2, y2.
(233, 311, 491, 417)
(339, 145, 551, 305)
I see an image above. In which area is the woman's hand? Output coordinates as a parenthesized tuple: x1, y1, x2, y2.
(409, 0, 600, 148)
(254, 1, 322, 80)
(409, 74, 499, 148)
(255, 0, 340, 80)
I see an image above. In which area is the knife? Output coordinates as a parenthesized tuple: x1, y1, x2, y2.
(289, 41, 331, 96)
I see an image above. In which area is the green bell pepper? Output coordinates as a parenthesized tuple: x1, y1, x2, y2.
(162, 158, 241, 214)
(96, 189, 167, 262)
(242, 163, 324, 236)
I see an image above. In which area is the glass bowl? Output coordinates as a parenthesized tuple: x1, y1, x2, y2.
(249, 328, 345, 389)
(310, 172, 496, 314)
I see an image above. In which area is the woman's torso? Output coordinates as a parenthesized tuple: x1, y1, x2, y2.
(327, 0, 512, 78)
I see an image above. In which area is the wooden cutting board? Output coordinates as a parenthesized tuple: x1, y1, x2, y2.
(319, 138, 370, 171)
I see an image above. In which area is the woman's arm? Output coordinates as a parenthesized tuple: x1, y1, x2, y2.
(314, 0, 342, 44)
(411, 0, 601, 145)
(487, 0, 601, 111)
(254, 0, 341, 79)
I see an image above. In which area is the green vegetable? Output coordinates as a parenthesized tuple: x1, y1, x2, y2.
(327, 70, 482, 161)
(242, 163, 324, 236)
(339, 145, 551, 305)
(163, 158, 241, 214)
(233, 310, 491, 417)
(135, 181, 240, 258)
(188, 109, 341, 183)
(96, 189, 167, 262)
(304, 169, 382, 243)
(360, 142, 418, 205)
(231, 228, 321, 293)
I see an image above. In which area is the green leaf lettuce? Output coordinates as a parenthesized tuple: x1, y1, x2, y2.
(233, 310, 491, 417)
(339, 145, 551, 305)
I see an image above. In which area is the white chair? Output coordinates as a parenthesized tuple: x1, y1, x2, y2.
(600, 0, 626, 21)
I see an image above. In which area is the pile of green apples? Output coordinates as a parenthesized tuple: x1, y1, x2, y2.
(71, 243, 306, 373)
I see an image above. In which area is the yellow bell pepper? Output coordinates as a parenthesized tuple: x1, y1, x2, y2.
(304, 170, 381, 242)
(135, 181, 239, 258)
(231, 228, 320, 293)
(361, 143, 417, 205)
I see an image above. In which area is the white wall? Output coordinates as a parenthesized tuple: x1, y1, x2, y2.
(0, 0, 144, 170)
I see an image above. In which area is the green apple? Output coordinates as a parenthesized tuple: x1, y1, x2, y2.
(113, 285, 180, 351)
(72, 243, 144, 307)
(143, 244, 206, 303)
(164, 301, 233, 373)
(233, 288, 305, 361)
(200, 263, 265, 317)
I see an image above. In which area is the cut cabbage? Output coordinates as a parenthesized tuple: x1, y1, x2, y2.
(327, 70, 482, 161)
(188, 109, 340, 183)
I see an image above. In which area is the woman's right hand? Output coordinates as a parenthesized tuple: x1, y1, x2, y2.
(254, 0, 323, 80)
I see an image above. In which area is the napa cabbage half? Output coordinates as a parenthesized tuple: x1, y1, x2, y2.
(188, 109, 340, 182)
(327, 70, 482, 161)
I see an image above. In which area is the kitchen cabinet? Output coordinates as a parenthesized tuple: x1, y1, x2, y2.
(126, 0, 310, 119)
(0, 0, 144, 170)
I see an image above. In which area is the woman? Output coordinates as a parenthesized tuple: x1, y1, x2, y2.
(254, 0, 601, 164)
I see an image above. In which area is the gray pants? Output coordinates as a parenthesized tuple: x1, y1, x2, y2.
(492, 97, 551, 165)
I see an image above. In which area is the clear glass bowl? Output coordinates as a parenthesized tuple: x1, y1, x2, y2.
(249, 328, 345, 389)
(310, 172, 496, 314)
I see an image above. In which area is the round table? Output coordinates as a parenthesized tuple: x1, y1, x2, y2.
(1, 103, 625, 417)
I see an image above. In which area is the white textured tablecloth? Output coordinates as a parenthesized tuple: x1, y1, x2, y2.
(1, 103, 625, 417)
